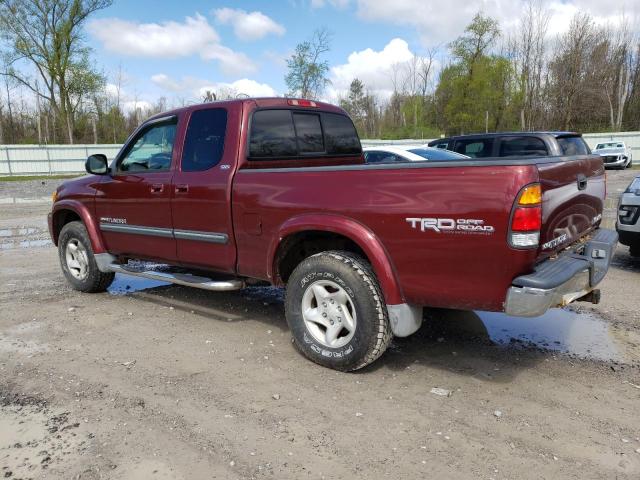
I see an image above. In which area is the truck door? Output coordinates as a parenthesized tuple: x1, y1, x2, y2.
(171, 106, 238, 273)
(94, 115, 178, 262)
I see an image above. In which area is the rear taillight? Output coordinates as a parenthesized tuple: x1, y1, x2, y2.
(509, 184, 542, 248)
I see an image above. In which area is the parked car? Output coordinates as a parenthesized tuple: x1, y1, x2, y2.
(363, 145, 468, 163)
(617, 175, 640, 257)
(593, 141, 633, 169)
(49, 98, 617, 371)
(427, 132, 591, 158)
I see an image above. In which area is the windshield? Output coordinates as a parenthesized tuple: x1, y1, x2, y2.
(595, 142, 623, 149)
(408, 148, 469, 161)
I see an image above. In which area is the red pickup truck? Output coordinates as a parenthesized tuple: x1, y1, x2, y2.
(49, 98, 617, 371)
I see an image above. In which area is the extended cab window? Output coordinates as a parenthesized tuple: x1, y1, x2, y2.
(499, 137, 547, 157)
(249, 109, 361, 159)
(119, 120, 177, 172)
(182, 108, 227, 172)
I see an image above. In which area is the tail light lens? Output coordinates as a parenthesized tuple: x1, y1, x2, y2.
(509, 184, 542, 248)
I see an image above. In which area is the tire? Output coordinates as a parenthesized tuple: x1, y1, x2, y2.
(58, 221, 114, 293)
(630, 244, 640, 258)
(285, 250, 392, 371)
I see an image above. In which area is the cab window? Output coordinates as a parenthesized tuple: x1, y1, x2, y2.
(118, 120, 177, 172)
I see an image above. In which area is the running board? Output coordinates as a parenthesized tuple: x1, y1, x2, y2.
(95, 254, 245, 292)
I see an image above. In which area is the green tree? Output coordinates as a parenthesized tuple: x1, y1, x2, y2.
(0, 0, 112, 143)
(285, 28, 331, 99)
(436, 13, 516, 134)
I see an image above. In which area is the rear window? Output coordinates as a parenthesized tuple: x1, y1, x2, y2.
(322, 113, 361, 155)
(453, 138, 494, 158)
(249, 109, 361, 159)
(249, 110, 297, 157)
(499, 136, 548, 157)
(293, 113, 324, 153)
(557, 136, 590, 155)
(182, 108, 227, 172)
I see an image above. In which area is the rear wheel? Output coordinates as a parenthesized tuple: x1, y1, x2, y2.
(285, 251, 392, 371)
(58, 221, 114, 292)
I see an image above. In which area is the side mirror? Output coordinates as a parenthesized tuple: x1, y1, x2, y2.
(85, 154, 109, 175)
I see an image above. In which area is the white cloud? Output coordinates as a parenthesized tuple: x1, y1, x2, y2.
(122, 100, 152, 114)
(328, 38, 419, 100)
(88, 14, 256, 76)
(213, 7, 285, 41)
(352, 0, 638, 46)
(88, 14, 219, 58)
(151, 74, 276, 99)
(200, 44, 257, 76)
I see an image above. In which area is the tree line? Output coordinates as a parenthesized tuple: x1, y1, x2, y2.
(1, 1, 639, 145)
(292, 6, 640, 139)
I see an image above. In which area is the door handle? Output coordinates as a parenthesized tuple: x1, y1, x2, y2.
(150, 183, 164, 193)
(175, 184, 189, 193)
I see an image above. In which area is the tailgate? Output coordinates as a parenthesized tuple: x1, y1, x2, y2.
(536, 155, 605, 258)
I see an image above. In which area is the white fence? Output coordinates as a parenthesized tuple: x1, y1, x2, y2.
(0, 144, 121, 176)
(1, 131, 639, 176)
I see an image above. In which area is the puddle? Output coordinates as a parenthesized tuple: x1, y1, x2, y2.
(108, 273, 170, 295)
(427, 308, 632, 363)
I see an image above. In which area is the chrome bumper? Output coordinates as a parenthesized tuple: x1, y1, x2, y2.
(504, 229, 618, 317)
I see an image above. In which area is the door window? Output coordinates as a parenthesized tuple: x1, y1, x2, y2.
(119, 120, 177, 172)
(182, 109, 228, 172)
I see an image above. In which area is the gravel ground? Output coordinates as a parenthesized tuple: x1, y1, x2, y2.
(0, 169, 639, 479)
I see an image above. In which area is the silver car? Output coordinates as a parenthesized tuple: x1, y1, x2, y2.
(593, 141, 633, 169)
(617, 175, 640, 257)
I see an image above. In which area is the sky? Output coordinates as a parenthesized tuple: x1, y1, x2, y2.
(84, 0, 640, 111)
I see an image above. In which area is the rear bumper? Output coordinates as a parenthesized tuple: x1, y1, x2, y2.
(504, 229, 618, 317)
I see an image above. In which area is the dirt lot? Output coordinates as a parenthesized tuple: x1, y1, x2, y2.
(1, 171, 640, 480)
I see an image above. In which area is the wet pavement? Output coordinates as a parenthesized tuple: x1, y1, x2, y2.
(105, 273, 638, 366)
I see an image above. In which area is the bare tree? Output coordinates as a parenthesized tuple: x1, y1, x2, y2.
(285, 28, 332, 99)
(0, 0, 112, 143)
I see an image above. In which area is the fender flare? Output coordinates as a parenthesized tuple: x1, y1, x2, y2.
(51, 200, 106, 254)
(269, 214, 404, 305)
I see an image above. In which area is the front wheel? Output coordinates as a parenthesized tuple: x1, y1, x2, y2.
(58, 221, 115, 292)
(630, 244, 640, 258)
(285, 251, 392, 371)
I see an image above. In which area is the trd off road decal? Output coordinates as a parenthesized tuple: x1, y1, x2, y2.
(406, 217, 495, 235)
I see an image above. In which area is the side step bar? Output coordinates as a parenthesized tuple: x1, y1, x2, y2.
(95, 254, 245, 292)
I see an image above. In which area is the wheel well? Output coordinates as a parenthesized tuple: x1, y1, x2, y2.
(275, 231, 366, 284)
(52, 210, 81, 244)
